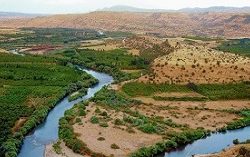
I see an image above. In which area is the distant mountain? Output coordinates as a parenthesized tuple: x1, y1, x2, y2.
(179, 6, 250, 13)
(0, 12, 46, 19)
(98, 5, 250, 13)
(1, 11, 250, 38)
(97, 5, 173, 12)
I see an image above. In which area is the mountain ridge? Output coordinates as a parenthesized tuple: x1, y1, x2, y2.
(0, 11, 249, 38)
(98, 5, 250, 13)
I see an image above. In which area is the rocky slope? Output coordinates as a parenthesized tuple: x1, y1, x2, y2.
(0, 12, 250, 38)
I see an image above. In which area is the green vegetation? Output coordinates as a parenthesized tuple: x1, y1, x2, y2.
(90, 116, 99, 124)
(216, 38, 250, 57)
(130, 129, 206, 157)
(218, 109, 250, 132)
(122, 82, 250, 100)
(122, 82, 192, 97)
(91, 87, 138, 108)
(197, 83, 250, 100)
(153, 96, 208, 101)
(52, 141, 62, 154)
(0, 28, 102, 50)
(57, 48, 149, 82)
(183, 36, 222, 41)
(0, 53, 96, 157)
(59, 102, 106, 157)
(104, 31, 133, 38)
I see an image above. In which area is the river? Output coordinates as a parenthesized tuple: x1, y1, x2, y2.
(161, 126, 250, 157)
(18, 68, 113, 157)
(17, 68, 250, 157)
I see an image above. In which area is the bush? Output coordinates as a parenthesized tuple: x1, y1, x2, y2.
(97, 137, 105, 141)
(138, 123, 157, 134)
(111, 144, 120, 149)
(75, 118, 82, 123)
(233, 139, 240, 145)
(99, 122, 109, 128)
(90, 116, 99, 124)
(114, 118, 124, 125)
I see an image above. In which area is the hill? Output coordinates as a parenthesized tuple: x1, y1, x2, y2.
(0, 12, 46, 19)
(99, 5, 250, 13)
(0, 12, 250, 38)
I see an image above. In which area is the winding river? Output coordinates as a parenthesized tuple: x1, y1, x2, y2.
(18, 68, 113, 157)
(17, 68, 250, 157)
(161, 127, 250, 157)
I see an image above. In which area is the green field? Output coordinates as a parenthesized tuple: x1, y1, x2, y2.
(0, 28, 101, 50)
(0, 53, 96, 156)
(122, 82, 250, 100)
(56, 48, 149, 82)
(216, 38, 250, 57)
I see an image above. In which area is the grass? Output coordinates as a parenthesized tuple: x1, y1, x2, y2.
(153, 96, 208, 101)
(122, 82, 250, 100)
(216, 38, 250, 57)
(197, 83, 250, 100)
(183, 36, 223, 41)
(122, 82, 192, 97)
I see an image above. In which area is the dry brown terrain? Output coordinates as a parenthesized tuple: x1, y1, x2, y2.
(0, 48, 7, 53)
(138, 41, 250, 84)
(72, 102, 162, 157)
(0, 12, 250, 38)
(132, 97, 249, 131)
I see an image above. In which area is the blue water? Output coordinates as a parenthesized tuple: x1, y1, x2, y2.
(163, 126, 250, 157)
(17, 68, 250, 157)
(18, 69, 113, 157)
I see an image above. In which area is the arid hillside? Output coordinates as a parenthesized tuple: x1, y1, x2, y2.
(138, 41, 250, 84)
(0, 12, 250, 38)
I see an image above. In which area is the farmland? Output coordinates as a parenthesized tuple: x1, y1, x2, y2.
(0, 53, 97, 156)
(0, 27, 249, 157)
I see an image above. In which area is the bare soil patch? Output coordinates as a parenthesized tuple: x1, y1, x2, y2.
(11, 117, 27, 133)
(132, 97, 249, 131)
(73, 103, 162, 157)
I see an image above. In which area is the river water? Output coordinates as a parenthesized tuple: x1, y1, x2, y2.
(17, 68, 250, 157)
(18, 69, 113, 157)
(161, 126, 250, 157)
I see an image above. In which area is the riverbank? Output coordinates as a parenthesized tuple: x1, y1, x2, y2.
(17, 69, 113, 157)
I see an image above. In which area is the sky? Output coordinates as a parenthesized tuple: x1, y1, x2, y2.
(0, 0, 250, 14)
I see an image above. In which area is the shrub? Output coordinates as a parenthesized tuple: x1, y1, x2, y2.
(100, 111, 108, 117)
(90, 116, 99, 124)
(53, 141, 62, 154)
(233, 139, 240, 145)
(99, 122, 109, 128)
(138, 123, 157, 134)
(78, 109, 86, 116)
(97, 137, 105, 141)
(111, 144, 120, 149)
(114, 118, 124, 125)
(75, 118, 82, 123)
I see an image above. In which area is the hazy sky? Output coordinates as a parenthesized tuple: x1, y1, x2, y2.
(1, 0, 250, 14)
